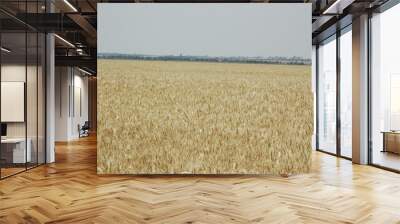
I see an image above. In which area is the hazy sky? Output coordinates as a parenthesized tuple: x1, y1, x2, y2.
(98, 4, 311, 59)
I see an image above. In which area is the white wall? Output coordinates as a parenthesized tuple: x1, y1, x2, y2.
(77, 72, 89, 139)
(1, 64, 25, 81)
(1, 65, 27, 140)
(1, 65, 37, 138)
(55, 66, 70, 141)
(1, 63, 47, 164)
(55, 67, 89, 141)
(72, 73, 89, 138)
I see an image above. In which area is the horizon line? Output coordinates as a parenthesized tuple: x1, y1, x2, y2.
(97, 52, 311, 60)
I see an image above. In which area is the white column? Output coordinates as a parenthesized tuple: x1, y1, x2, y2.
(352, 14, 369, 164)
(55, 67, 74, 141)
(46, 32, 55, 163)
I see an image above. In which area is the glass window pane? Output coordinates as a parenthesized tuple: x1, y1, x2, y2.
(38, 33, 46, 165)
(371, 4, 400, 171)
(318, 36, 337, 154)
(1, 32, 27, 178)
(340, 28, 352, 158)
(0, 1, 46, 179)
(26, 0, 39, 169)
(27, 31, 38, 169)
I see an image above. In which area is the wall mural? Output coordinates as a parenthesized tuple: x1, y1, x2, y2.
(97, 3, 312, 175)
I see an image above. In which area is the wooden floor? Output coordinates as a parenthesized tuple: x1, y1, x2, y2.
(1, 135, 400, 223)
(0, 167, 26, 178)
(372, 151, 400, 171)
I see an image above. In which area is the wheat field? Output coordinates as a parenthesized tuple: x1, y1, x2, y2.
(98, 59, 312, 175)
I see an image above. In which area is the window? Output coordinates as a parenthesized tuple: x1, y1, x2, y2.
(370, 3, 400, 171)
(339, 27, 352, 158)
(0, 2, 46, 179)
(317, 35, 337, 154)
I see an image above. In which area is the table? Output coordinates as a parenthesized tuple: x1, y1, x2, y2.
(381, 131, 400, 154)
(1, 138, 32, 163)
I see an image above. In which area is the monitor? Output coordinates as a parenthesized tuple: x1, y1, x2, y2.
(1, 123, 7, 137)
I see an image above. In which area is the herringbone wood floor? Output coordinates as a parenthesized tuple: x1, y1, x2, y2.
(1, 135, 400, 224)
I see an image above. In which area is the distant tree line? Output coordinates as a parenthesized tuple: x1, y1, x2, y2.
(98, 53, 311, 65)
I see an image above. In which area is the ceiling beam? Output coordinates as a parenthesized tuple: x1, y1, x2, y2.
(323, 0, 356, 14)
(55, 55, 96, 72)
(67, 13, 97, 40)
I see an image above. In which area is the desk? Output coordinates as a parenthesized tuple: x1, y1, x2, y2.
(1, 138, 31, 163)
(382, 131, 400, 154)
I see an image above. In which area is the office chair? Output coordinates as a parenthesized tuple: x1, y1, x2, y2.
(79, 121, 90, 138)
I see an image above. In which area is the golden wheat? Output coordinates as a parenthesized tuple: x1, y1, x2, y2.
(97, 60, 312, 175)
